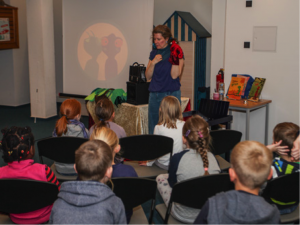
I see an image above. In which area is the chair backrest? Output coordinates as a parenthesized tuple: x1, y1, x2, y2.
(119, 135, 173, 161)
(0, 179, 59, 214)
(37, 136, 88, 163)
(209, 130, 242, 155)
(165, 173, 234, 223)
(262, 172, 299, 210)
(109, 177, 157, 224)
(198, 99, 229, 120)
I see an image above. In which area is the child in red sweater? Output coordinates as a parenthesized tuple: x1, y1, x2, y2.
(0, 126, 60, 224)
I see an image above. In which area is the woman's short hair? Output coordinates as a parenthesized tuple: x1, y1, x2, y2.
(152, 25, 177, 44)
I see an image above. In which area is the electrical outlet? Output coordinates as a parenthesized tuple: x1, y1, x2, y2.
(246, 1, 252, 7)
(244, 42, 250, 48)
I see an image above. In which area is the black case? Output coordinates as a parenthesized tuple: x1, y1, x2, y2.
(129, 62, 146, 83)
(126, 82, 150, 105)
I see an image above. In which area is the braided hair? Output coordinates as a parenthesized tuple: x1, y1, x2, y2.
(0, 126, 34, 163)
(182, 115, 211, 175)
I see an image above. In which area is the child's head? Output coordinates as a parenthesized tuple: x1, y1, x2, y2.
(0, 126, 35, 163)
(90, 123, 120, 157)
(75, 140, 113, 182)
(158, 96, 183, 129)
(182, 115, 211, 175)
(55, 99, 82, 136)
(230, 141, 273, 190)
(273, 122, 299, 156)
(95, 98, 115, 122)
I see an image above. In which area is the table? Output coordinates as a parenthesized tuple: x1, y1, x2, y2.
(223, 98, 272, 145)
(87, 97, 190, 136)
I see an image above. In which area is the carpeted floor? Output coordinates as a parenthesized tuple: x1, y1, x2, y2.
(0, 103, 164, 224)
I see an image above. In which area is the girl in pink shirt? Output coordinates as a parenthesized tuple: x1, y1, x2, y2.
(0, 126, 60, 224)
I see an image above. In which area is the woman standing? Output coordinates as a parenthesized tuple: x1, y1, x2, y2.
(146, 25, 184, 134)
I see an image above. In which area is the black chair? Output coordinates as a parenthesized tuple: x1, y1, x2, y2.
(37, 136, 88, 182)
(155, 173, 235, 224)
(0, 179, 59, 224)
(109, 177, 157, 224)
(209, 130, 242, 171)
(261, 172, 299, 224)
(119, 135, 173, 178)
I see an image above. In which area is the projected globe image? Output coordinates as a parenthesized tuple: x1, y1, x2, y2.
(78, 23, 128, 80)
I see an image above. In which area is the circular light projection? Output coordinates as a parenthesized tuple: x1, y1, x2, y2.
(78, 23, 128, 81)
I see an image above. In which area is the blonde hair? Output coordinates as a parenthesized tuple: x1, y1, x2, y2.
(182, 115, 211, 175)
(90, 123, 119, 152)
(75, 140, 112, 181)
(230, 141, 273, 189)
(158, 96, 183, 129)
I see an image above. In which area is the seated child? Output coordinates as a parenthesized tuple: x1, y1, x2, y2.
(90, 97, 126, 163)
(194, 141, 280, 224)
(49, 140, 126, 224)
(52, 98, 89, 175)
(156, 115, 220, 223)
(90, 124, 137, 223)
(89, 97, 126, 139)
(0, 126, 60, 224)
(271, 122, 299, 215)
(90, 124, 137, 178)
(139, 96, 185, 170)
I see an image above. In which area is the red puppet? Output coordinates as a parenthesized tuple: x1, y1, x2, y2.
(169, 40, 184, 65)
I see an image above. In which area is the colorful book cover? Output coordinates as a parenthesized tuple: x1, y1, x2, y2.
(226, 77, 246, 100)
(236, 75, 250, 96)
(248, 77, 266, 102)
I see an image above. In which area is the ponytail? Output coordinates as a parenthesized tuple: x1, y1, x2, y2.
(55, 99, 81, 137)
(55, 115, 68, 137)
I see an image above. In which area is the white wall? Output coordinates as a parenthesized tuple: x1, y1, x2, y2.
(53, 0, 63, 96)
(154, 0, 212, 33)
(211, 0, 299, 144)
(0, 0, 30, 106)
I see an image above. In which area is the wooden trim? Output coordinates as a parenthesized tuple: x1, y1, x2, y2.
(0, 5, 19, 50)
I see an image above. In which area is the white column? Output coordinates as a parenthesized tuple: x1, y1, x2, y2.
(26, 0, 57, 118)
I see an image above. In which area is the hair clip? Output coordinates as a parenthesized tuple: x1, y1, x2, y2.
(21, 136, 24, 140)
(21, 150, 24, 154)
(20, 156, 22, 159)
(198, 131, 203, 138)
(185, 130, 191, 137)
(204, 168, 208, 171)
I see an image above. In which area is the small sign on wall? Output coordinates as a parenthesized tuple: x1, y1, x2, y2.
(253, 26, 277, 52)
(0, 5, 19, 50)
(0, 18, 10, 41)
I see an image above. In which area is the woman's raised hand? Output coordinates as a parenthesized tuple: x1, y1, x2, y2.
(152, 54, 163, 65)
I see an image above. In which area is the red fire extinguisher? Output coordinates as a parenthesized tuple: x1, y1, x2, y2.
(216, 68, 224, 92)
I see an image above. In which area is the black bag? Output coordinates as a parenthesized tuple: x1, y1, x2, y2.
(129, 62, 146, 83)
